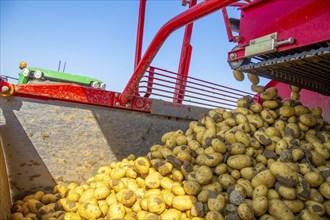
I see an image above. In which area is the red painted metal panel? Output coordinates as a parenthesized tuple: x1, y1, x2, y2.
(119, 0, 238, 105)
(238, 0, 330, 51)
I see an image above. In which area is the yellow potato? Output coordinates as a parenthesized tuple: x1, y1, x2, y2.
(172, 195, 197, 211)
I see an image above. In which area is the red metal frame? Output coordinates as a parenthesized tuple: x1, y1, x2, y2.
(227, 0, 330, 62)
(134, 0, 146, 69)
(8, 83, 152, 112)
(119, 0, 238, 105)
(173, 0, 197, 104)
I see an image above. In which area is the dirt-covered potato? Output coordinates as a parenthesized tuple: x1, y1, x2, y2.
(237, 203, 254, 220)
(269, 162, 298, 187)
(207, 192, 226, 212)
(260, 87, 278, 101)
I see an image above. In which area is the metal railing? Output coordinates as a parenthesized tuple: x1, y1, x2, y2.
(138, 66, 255, 110)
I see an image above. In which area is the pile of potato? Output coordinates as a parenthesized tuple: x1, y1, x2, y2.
(11, 87, 330, 220)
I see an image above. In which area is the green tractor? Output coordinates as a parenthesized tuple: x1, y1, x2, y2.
(17, 62, 106, 89)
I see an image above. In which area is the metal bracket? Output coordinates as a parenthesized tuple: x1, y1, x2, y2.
(245, 32, 277, 57)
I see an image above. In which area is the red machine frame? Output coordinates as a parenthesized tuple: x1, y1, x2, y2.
(225, 0, 330, 63)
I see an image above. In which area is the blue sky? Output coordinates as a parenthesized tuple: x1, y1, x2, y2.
(1, 0, 269, 93)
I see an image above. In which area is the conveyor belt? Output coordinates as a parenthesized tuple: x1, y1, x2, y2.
(237, 45, 330, 95)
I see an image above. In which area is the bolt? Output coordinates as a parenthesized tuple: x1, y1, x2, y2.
(1, 86, 9, 93)
(136, 99, 144, 108)
(271, 34, 275, 39)
(115, 93, 119, 97)
(229, 53, 236, 59)
(125, 103, 131, 109)
(115, 102, 120, 107)
(250, 40, 255, 45)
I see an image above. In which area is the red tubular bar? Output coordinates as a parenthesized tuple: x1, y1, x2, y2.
(174, 0, 197, 104)
(119, 0, 238, 105)
(134, 0, 147, 68)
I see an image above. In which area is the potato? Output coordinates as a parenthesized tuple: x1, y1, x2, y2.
(308, 188, 324, 204)
(218, 174, 236, 190)
(251, 169, 276, 188)
(64, 212, 81, 220)
(247, 115, 264, 128)
(111, 179, 126, 193)
(25, 199, 43, 214)
(119, 189, 137, 207)
(145, 171, 162, 189)
(268, 199, 295, 220)
(171, 183, 185, 196)
(172, 195, 197, 211)
(205, 211, 224, 220)
(319, 182, 330, 199)
(183, 181, 202, 196)
(204, 152, 223, 167)
(252, 196, 268, 217)
(305, 200, 325, 216)
(260, 87, 278, 100)
(237, 203, 254, 220)
(298, 209, 324, 220)
(285, 123, 301, 139)
(299, 114, 317, 127)
(40, 194, 58, 205)
(304, 172, 323, 187)
(234, 131, 250, 147)
(275, 182, 296, 200)
(324, 200, 330, 216)
(227, 155, 252, 170)
(107, 202, 125, 219)
(147, 195, 166, 215)
(59, 198, 79, 212)
(133, 158, 150, 176)
(251, 85, 265, 93)
(207, 192, 225, 212)
(254, 131, 271, 146)
(228, 144, 245, 156)
(240, 167, 257, 181)
(247, 73, 259, 85)
(197, 189, 210, 203)
(224, 131, 236, 144)
(269, 162, 298, 187)
(262, 100, 279, 110)
(161, 190, 175, 207)
(291, 91, 300, 100)
(190, 202, 204, 218)
(211, 138, 226, 154)
(196, 165, 213, 185)
(160, 209, 182, 220)
(233, 70, 244, 81)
